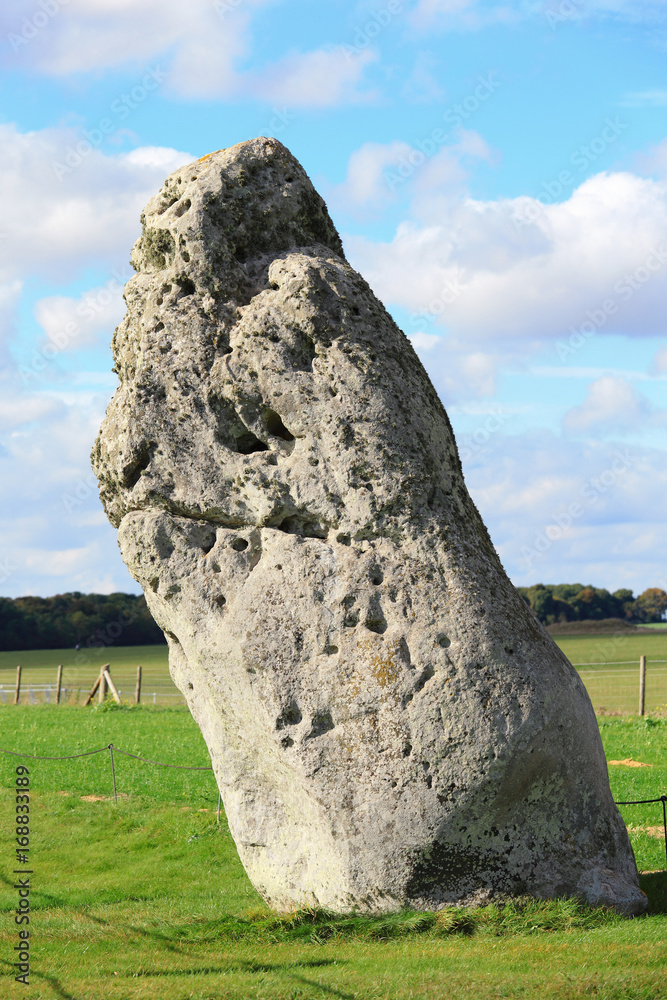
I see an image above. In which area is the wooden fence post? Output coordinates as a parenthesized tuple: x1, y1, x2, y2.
(14, 666, 21, 705)
(135, 665, 142, 705)
(639, 655, 646, 717)
(103, 668, 121, 705)
(98, 669, 107, 705)
(83, 665, 110, 707)
(55, 664, 63, 705)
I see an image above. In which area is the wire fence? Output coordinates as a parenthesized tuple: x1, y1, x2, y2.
(0, 742, 222, 823)
(3, 658, 667, 715)
(575, 659, 667, 716)
(0, 743, 665, 868)
(0, 661, 185, 707)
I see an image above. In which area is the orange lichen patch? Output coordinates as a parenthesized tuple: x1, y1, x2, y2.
(608, 758, 654, 768)
(198, 149, 224, 163)
(358, 636, 400, 690)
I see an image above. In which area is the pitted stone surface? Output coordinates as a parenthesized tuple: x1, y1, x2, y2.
(93, 137, 645, 915)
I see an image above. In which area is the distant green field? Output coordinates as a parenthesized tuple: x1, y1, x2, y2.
(2, 634, 667, 714)
(0, 644, 174, 706)
(553, 635, 667, 716)
(554, 632, 667, 665)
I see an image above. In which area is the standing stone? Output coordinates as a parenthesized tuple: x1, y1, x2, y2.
(93, 137, 645, 915)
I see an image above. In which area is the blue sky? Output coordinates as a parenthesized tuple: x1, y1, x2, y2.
(0, 0, 666, 599)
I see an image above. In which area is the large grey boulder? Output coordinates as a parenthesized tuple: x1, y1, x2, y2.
(93, 137, 645, 915)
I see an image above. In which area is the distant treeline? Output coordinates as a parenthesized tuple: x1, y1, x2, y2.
(516, 584, 667, 626)
(0, 592, 166, 651)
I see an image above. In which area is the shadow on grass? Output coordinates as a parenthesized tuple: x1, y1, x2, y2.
(639, 871, 667, 914)
(130, 958, 355, 998)
(0, 961, 78, 1000)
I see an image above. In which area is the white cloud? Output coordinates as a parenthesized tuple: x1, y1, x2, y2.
(459, 429, 667, 592)
(0, 382, 138, 598)
(345, 169, 667, 399)
(0, 391, 61, 429)
(564, 376, 667, 432)
(328, 140, 413, 212)
(2, 0, 377, 106)
(330, 130, 491, 216)
(0, 123, 191, 354)
(3, 0, 260, 88)
(35, 279, 127, 353)
(409, 331, 442, 351)
(0, 124, 191, 282)
(255, 47, 377, 107)
(563, 376, 649, 431)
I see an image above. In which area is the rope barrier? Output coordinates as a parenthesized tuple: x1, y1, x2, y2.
(0, 744, 212, 769)
(0, 746, 109, 760)
(110, 745, 213, 770)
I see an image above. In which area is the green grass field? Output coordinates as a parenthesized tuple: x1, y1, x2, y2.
(0, 706, 666, 999)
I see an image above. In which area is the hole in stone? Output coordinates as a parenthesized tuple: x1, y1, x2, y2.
(174, 197, 191, 218)
(365, 617, 387, 635)
(201, 532, 216, 554)
(343, 613, 359, 628)
(275, 564, 282, 570)
(281, 736, 294, 748)
(426, 774, 433, 789)
(235, 431, 269, 454)
(336, 533, 351, 546)
(231, 537, 249, 551)
(403, 743, 412, 757)
(149, 577, 159, 593)
(370, 570, 384, 586)
(324, 644, 338, 655)
(176, 276, 196, 298)
(187, 682, 194, 690)
(214, 595, 226, 608)
(414, 664, 435, 694)
(306, 710, 334, 740)
(155, 321, 165, 331)
(211, 563, 221, 573)
(276, 703, 302, 730)
(263, 409, 294, 441)
(275, 515, 327, 539)
(437, 634, 451, 648)
(121, 443, 152, 488)
(504, 646, 514, 655)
